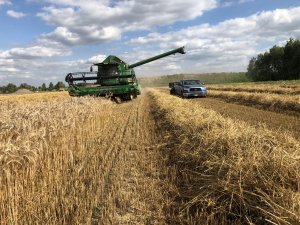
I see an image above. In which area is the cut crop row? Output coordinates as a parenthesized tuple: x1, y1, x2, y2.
(207, 84, 300, 95)
(208, 90, 300, 116)
(149, 89, 300, 224)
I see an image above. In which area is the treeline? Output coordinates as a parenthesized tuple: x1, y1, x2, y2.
(0, 82, 65, 94)
(247, 38, 300, 81)
(139, 72, 250, 87)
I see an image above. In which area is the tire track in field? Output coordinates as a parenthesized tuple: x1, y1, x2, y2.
(112, 93, 168, 224)
(91, 99, 138, 223)
(92, 93, 169, 224)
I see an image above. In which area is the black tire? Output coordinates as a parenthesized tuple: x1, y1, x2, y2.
(128, 94, 134, 100)
(181, 91, 185, 98)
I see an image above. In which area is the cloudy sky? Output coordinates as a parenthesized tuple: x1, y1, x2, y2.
(0, 0, 300, 85)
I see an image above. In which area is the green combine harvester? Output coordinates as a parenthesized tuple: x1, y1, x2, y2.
(65, 46, 185, 103)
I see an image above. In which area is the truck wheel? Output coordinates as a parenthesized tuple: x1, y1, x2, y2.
(181, 91, 185, 98)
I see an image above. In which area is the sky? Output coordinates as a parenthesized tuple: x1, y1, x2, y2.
(0, 0, 300, 86)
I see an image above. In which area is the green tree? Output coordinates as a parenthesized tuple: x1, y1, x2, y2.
(268, 45, 284, 80)
(41, 83, 47, 91)
(246, 38, 300, 81)
(48, 82, 54, 91)
(246, 57, 258, 81)
(31, 86, 37, 92)
(19, 83, 31, 90)
(5, 83, 18, 93)
(283, 38, 300, 80)
(54, 81, 65, 90)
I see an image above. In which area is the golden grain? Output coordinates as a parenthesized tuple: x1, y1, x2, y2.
(149, 89, 300, 224)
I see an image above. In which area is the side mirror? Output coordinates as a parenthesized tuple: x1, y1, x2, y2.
(90, 66, 93, 72)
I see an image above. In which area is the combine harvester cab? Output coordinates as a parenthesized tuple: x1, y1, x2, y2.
(65, 46, 185, 103)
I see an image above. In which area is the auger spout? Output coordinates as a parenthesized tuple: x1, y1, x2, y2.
(128, 46, 185, 69)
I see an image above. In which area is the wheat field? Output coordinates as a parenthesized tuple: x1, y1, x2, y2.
(0, 88, 299, 224)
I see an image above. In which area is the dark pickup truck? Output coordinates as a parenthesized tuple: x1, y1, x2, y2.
(169, 79, 207, 98)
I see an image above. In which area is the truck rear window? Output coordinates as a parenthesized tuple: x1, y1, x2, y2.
(183, 80, 201, 85)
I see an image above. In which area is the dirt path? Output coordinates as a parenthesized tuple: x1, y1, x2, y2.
(92, 93, 169, 224)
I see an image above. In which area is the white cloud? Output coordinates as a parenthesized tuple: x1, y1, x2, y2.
(219, 0, 254, 7)
(0, 0, 218, 84)
(0, 42, 72, 85)
(40, 25, 121, 46)
(0, 55, 89, 85)
(0, 67, 19, 72)
(4, 45, 70, 59)
(88, 54, 107, 64)
(129, 6, 300, 74)
(2, 2, 300, 84)
(0, 0, 11, 6)
(7, 10, 26, 18)
(36, 0, 217, 45)
(0, 45, 103, 85)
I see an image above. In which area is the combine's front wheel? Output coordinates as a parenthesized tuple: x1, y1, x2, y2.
(123, 94, 135, 101)
(128, 94, 135, 100)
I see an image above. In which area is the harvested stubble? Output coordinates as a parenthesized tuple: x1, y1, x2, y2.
(149, 89, 300, 224)
(0, 92, 172, 224)
(0, 93, 115, 224)
(208, 90, 300, 116)
(207, 84, 300, 95)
